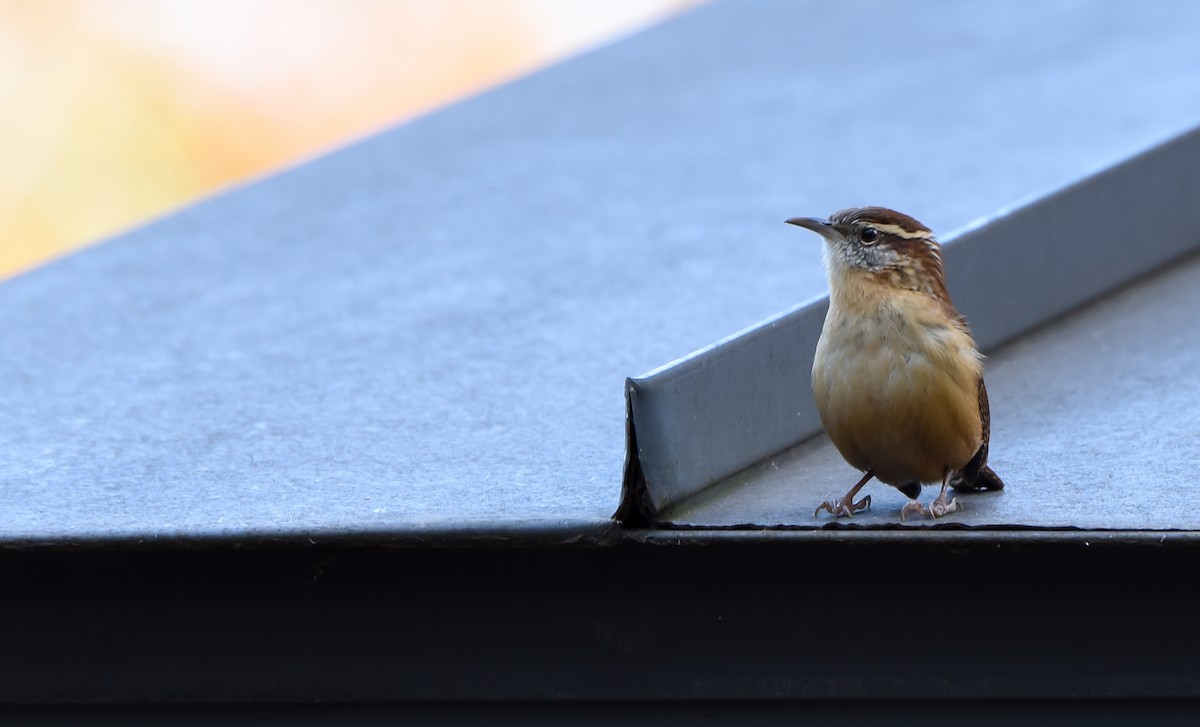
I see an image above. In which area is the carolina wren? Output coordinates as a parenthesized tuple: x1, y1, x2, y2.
(786, 207, 1004, 520)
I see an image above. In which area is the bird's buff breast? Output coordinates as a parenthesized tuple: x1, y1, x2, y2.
(812, 286, 983, 486)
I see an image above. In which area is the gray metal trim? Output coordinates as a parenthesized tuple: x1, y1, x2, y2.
(619, 125, 1200, 522)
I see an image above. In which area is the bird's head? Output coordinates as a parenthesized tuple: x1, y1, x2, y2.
(786, 206, 948, 299)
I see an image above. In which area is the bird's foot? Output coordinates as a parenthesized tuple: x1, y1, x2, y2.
(814, 493, 871, 519)
(900, 494, 961, 521)
(930, 488, 960, 518)
(930, 494, 960, 518)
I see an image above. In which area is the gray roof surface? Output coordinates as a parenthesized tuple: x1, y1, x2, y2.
(3, 0, 1200, 541)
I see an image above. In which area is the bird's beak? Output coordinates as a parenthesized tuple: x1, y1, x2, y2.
(785, 216, 842, 242)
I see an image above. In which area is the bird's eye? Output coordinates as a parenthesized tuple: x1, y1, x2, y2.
(860, 227, 880, 245)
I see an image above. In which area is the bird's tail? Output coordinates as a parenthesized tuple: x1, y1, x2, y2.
(951, 464, 1004, 492)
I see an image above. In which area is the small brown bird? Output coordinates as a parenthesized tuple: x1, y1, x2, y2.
(786, 207, 1003, 519)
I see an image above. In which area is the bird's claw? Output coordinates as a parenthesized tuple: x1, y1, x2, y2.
(930, 496, 960, 518)
(899, 495, 961, 521)
(814, 493, 871, 519)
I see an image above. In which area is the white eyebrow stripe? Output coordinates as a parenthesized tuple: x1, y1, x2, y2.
(922, 239, 943, 262)
(865, 222, 933, 240)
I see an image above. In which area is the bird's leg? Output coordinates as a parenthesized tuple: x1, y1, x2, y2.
(900, 473, 961, 520)
(814, 471, 874, 518)
(928, 474, 960, 518)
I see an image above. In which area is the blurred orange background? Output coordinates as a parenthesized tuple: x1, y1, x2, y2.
(0, 0, 695, 280)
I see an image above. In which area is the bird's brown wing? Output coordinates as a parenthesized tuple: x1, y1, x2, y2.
(950, 377, 1005, 492)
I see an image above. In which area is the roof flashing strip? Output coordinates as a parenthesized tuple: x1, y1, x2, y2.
(616, 126, 1200, 526)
